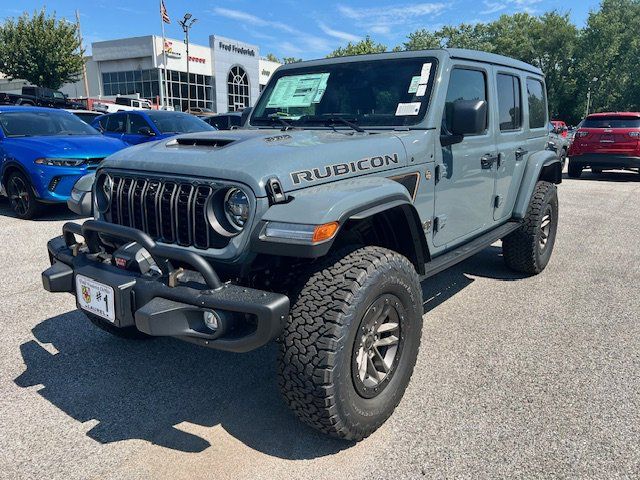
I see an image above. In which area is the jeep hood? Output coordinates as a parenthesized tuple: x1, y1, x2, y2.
(101, 129, 410, 196)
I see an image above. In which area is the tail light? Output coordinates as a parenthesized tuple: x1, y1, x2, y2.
(576, 131, 589, 138)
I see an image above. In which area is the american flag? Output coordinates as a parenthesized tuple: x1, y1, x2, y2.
(160, 0, 170, 24)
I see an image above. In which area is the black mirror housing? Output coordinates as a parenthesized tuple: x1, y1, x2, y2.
(138, 126, 155, 136)
(450, 100, 488, 136)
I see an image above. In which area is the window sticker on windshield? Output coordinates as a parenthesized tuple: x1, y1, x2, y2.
(416, 83, 428, 97)
(408, 76, 421, 94)
(420, 62, 432, 82)
(395, 102, 421, 116)
(266, 73, 330, 109)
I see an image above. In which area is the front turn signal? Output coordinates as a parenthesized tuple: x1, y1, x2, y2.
(312, 222, 339, 243)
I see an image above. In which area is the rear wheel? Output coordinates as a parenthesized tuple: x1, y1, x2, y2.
(567, 161, 582, 178)
(502, 181, 558, 275)
(6, 171, 42, 219)
(278, 246, 423, 441)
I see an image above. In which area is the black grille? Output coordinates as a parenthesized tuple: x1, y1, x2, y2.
(106, 175, 227, 250)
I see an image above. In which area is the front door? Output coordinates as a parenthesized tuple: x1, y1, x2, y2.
(433, 64, 497, 248)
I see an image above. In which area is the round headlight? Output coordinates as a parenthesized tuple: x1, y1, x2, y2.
(95, 173, 113, 213)
(223, 188, 249, 229)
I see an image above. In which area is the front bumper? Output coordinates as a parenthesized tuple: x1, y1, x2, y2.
(569, 153, 640, 169)
(42, 220, 290, 352)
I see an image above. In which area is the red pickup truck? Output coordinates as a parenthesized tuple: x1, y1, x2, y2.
(567, 112, 640, 177)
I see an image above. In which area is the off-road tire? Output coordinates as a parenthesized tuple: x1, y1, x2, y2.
(278, 246, 423, 441)
(567, 161, 582, 178)
(86, 312, 153, 340)
(6, 171, 43, 219)
(502, 181, 558, 275)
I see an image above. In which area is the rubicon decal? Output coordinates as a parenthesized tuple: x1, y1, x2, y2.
(291, 153, 400, 185)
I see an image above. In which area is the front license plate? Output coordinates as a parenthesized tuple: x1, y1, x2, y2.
(76, 274, 115, 322)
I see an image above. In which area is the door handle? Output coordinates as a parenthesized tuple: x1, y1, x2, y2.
(481, 153, 499, 169)
(515, 147, 528, 160)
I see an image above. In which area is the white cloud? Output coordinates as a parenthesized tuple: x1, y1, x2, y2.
(337, 2, 447, 36)
(481, 0, 543, 15)
(212, 7, 335, 57)
(318, 22, 360, 43)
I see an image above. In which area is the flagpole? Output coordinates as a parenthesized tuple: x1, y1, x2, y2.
(160, 0, 169, 109)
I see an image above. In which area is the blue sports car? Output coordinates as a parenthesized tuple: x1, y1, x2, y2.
(92, 110, 214, 145)
(0, 106, 127, 219)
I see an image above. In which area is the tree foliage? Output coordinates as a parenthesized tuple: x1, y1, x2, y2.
(265, 53, 280, 63)
(327, 36, 387, 58)
(0, 9, 84, 90)
(282, 57, 303, 64)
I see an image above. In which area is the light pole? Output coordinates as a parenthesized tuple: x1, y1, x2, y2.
(179, 12, 197, 112)
(585, 76, 598, 118)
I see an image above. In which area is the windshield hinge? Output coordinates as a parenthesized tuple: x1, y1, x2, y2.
(266, 176, 287, 204)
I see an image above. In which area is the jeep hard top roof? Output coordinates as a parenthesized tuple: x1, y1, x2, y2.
(277, 48, 543, 77)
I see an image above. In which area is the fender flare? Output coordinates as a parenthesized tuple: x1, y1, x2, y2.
(512, 150, 561, 219)
(1, 160, 32, 190)
(253, 176, 430, 268)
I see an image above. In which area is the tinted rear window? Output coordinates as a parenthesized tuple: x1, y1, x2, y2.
(582, 116, 640, 128)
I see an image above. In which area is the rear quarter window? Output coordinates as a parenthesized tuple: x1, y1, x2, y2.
(526, 78, 547, 129)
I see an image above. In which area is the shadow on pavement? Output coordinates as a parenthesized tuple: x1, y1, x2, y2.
(15, 245, 524, 458)
(0, 198, 84, 222)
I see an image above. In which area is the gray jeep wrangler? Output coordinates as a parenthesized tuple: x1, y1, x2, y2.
(42, 49, 561, 441)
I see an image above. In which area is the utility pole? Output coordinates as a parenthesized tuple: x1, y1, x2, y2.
(75, 10, 90, 99)
(179, 13, 197, 112)
(585, 77, 598, 118)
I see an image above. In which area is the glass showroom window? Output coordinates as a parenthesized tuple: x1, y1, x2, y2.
(102, 69, 159, 102)
(227, 66, 249, 112)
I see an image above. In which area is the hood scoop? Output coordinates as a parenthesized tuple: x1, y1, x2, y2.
(167, 137, 236, 148)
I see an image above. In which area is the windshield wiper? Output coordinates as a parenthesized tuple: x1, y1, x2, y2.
(325, 116, 365, 133)
(267, 113, 295, 131)
(300, 114, 366, 133)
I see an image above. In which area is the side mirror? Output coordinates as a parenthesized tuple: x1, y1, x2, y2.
(441, 100, 487, 147)
(138, 126, 155, 136)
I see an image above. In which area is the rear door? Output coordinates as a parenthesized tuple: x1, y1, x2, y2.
(493, 70, 528, 221)
(433, 63, 497, 247)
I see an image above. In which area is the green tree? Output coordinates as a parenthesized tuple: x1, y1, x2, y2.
(282, 57, 302, 64)
(327, 36, 387, 57)
(403, 24, 492, 51)
(265, 53, 280, 63)
(576, 0, 640, 114)
(0, 9, 84, 89)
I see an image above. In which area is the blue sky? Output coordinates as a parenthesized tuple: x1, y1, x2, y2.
(3, 0, 602, 59)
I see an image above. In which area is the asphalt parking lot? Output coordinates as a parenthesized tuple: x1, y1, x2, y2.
(1, 170, 639, 480)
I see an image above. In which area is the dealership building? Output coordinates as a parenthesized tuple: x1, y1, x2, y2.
(60, 35, 281, 113)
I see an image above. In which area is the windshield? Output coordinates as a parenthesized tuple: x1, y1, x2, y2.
(252, 57, 437, 128)
(0, 110, 99, 137)
(582, 116, 640, 128)
(146, 111, 215, 134)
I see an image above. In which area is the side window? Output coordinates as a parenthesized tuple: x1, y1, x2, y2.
(497, 74, 522, 131)
(444, 68, 488, 134)
(105, 113, 126, 133)
(128, 114, 150, 134)
(526, 78, 547, 129)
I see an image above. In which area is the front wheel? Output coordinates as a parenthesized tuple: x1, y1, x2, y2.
(278, 246, 423, 441)
(502, 181, 558, 275)
(6, 171, 42, 219)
